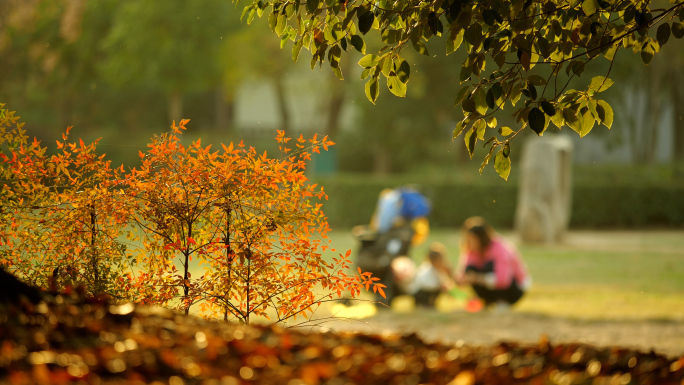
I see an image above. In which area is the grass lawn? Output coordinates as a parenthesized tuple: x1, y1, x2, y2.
(320, 227, 684, 321)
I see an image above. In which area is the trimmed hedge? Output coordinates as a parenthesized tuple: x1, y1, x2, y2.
(315, 176, 684, 230)
(572, 184, 684, 227)
(316, 176, 518, 230)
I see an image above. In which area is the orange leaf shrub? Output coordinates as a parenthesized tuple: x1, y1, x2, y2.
(0, 106, 383, 324)
(0, 104, 135, 299)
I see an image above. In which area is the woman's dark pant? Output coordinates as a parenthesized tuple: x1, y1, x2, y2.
(465, 262, 524, 305)
(414, 289, 440, 308)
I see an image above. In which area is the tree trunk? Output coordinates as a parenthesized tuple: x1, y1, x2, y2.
(671, 63, 684, 161)
(274, 77, 290, 132)
(324, 59, 350, 137)
(643, 61, 666, 163)
(622, 84, 663, 163)
(373, 146, 391, 175)
(168, 90, 183, 125)
(325, 84, 345, 138)
(215, 87, 234, 133)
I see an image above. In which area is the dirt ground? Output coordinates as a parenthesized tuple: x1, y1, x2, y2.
(309, 307, 684, 359)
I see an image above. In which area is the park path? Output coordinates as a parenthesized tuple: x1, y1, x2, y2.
(311, 309, 684, 359)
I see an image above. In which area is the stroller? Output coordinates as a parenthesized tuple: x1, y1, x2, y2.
(353, 187, 431, 305)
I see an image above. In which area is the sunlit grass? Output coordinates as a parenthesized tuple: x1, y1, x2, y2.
(320, 228, 684, 321)
(135, 226, 684, 322)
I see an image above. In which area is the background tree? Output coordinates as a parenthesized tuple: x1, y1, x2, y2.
(99, 0, 236, 124)
(610, 35, 684, 163)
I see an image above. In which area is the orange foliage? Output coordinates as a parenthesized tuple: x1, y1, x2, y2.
(0, 106, 383, 324)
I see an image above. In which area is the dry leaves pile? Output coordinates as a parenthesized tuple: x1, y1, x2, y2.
(1, 292, 683, 385)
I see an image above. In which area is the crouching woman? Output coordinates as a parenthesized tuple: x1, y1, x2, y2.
(455, 217, 531, 310)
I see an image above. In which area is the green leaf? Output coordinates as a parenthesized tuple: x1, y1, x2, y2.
(241, 5, 252, 22)
(358, 10, 375, 35)
(474, 119, 486, 140)
(582, 0, 598, 15)
(462, 98, 477, 113)
(268, 12, 277, 30)
(528, 75, 547, 86)
(446, 28, 464, 55)
(587, 99, 599, 121)
(380, 56, 392, 77)
(597, 100, 613, 129)
(381, 29, 402, 44)
(387, 76, 407, 97)
(571, 60, 586, 76)
(464, 127, 477, 159)
(498, 126, 514, 136)
(641, 44, 655, 65)
(550, 106, 564, 128)
(459, 66, 472, 82)
(427, 12, 443, 35)
(494, 149, 511, 180)
(292, 39, 305, 62)
(528, 108, 545, 135)
(540, 101, 556, 116)
(279, 32, 290, 49)
(482, 9, 496, 26)
(453, 120, 466, 138)
(527, 83, 537, 100)
(486, 88, 495, 109)
(564, 108, 580, 133)
(246, 8, 257, 25)
(454, 86, 471, 106)
(350, 35, 366, 54)
(275, 14, 286, 36)
(657, 23, 671, 46)
(579, 109, 596, 137)
(332, 65, 344, 80)
(464, 24, 483, 48)
(307, 0, 320, 13)
(473, 88, 488, 115)
(341, 8, 358, 29)
(365, 77, 379, 104)
(673, 22, 684, 39)
(412, 40, 429, 56)
(360, 67, 371, 80)
(603, 43, 618, 61)
(510, 82, 523, 106)
(588, 76, 614, 94)
(395, 58, 410, 84)
(358, 54, 381, 68)
(479, 151, 492, 174)
(503, 142, 511, 157)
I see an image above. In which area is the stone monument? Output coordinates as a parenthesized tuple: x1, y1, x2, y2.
(515, 135, 573, 243)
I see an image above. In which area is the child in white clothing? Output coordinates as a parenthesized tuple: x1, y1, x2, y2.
(392, 242, 455, 308)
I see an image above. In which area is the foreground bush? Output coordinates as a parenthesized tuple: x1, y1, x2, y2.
(0, 104, 383, 323)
